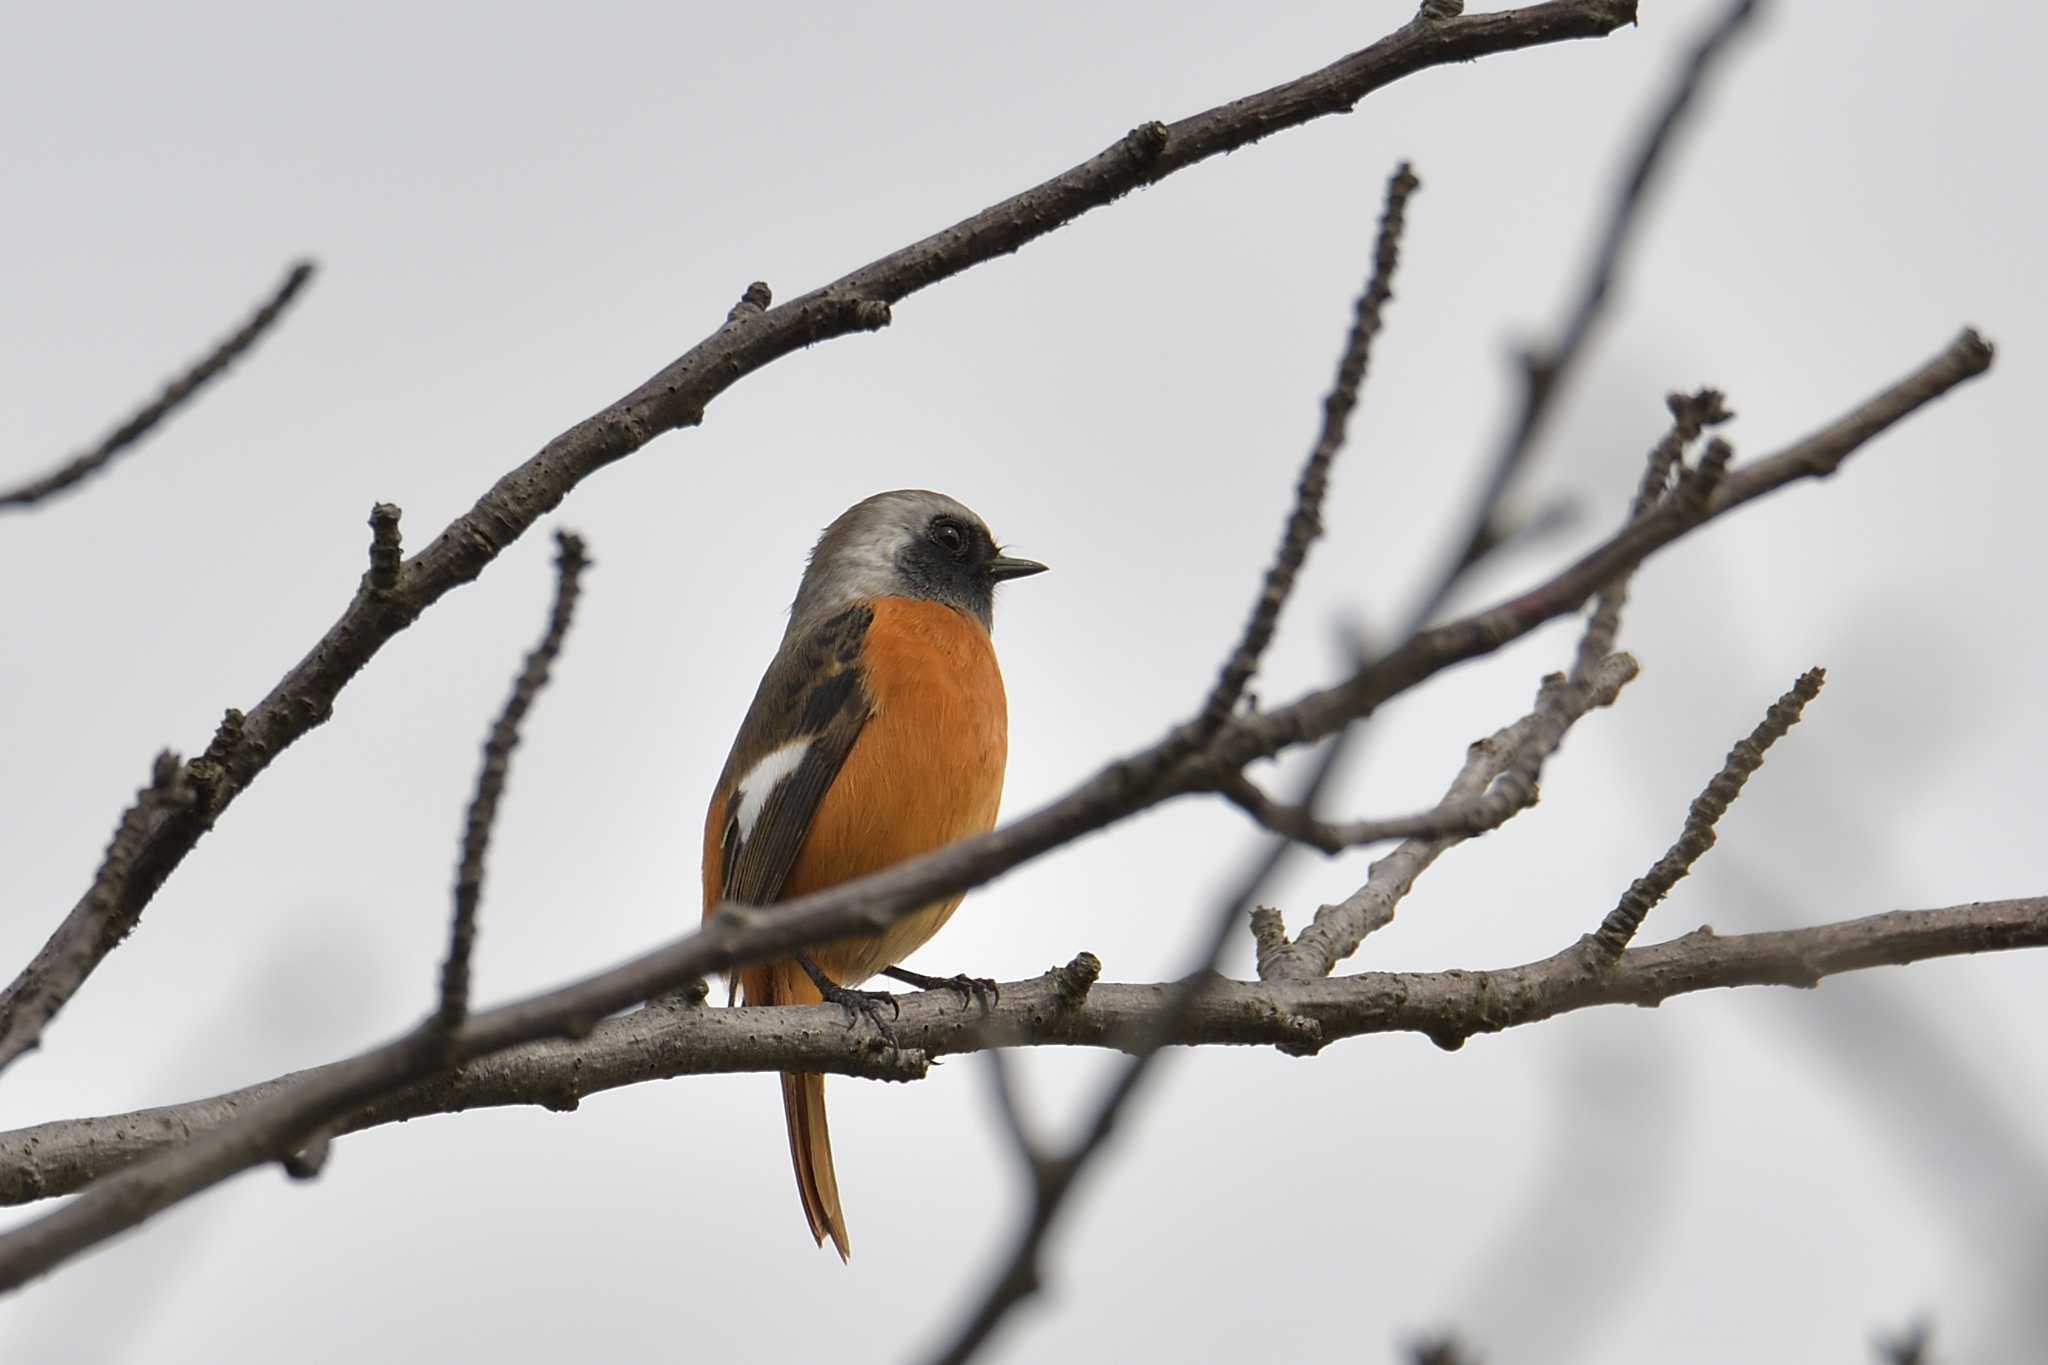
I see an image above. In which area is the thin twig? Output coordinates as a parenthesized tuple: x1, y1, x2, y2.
(1261, 652, 1637, 983)
(1232, 383, 1729, 906)
(1409, 0, 1760, 629)
(1189, 163, 1418, 746)
(1248, 905, 1292, 981)
(1225, 389, 1728, 857)
(1570, 387, 1732, 681)
(0, 754, 198, 1070)
(1216, 772, 1486, 852)
(1674, 435, 1735, 511)
(436, 532, 589, 1035)
(4, 899, 2042, 1211)
(1217, 649, 1635, 856)
(0, 533, 600, 1285)
(1589, 667, 1825, 958)
(1205, 329, 1988, 784)
(0, 262, 315, 512)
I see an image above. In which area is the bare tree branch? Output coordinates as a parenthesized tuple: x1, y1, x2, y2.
(0, 533, 592, 1287)
(1188, 326, 1981, 870)
(436, 531, 589, 1035)
(1211, 327, 1989, 784)
(1257, 651, 1638, 983)
(0, 0, 1642, 1080)
(1219, 648, 1638, 856)
(1189, 162, 1418, 746)
(0, 498, 412, 1078)
(1226, 0, 1756, 911)
(1235, 395, 1728, 972)
(0, 754, 199, 1067)
(1589, 666, 1826, 957)
(1414, 0, 1759, 623)
(1216, 384, 1727, 857)
(4, 898, 2040, 1210)
(0, 261, 315, 512)
(0, 721, 231, 1078)
(0, 318, 1967, 1284)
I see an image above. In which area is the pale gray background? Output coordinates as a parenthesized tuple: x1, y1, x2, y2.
(3, 2, 2041, 1361)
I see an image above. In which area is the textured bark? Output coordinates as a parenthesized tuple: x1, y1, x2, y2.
(4, 898, 2039, 1213)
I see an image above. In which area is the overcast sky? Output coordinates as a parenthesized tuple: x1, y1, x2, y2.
(3, 2, 2042, 1362)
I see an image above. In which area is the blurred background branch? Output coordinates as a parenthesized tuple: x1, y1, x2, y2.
(0, 261, 314, 514)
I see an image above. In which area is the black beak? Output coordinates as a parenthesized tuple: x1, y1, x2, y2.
(986, 555, 1049, 583)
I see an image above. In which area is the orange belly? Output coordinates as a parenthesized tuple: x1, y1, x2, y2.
(795, 595, 1008, 983)
(712, 594, 1009, 989)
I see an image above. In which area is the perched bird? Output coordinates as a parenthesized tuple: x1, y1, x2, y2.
(701, 489, 1046, 1259)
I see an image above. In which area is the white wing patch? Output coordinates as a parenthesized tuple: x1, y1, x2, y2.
(732, 739, 813, 844)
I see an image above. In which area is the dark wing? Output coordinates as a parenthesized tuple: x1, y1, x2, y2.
(716, 604, 873, 907)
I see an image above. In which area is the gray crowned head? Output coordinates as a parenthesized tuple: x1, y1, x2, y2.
(786, 489, 1046, 639)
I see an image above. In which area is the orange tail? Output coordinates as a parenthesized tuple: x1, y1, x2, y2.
(741, 960, 850, 1260)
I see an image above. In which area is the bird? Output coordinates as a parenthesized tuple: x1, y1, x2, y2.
(700, 489, 1047, 1259)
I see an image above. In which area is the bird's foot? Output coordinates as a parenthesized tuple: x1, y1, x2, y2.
(799, 955, 901, 1047)
(882, 966, 1000, 1015)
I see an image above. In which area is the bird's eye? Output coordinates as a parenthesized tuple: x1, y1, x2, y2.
(928, 517, 969, 558)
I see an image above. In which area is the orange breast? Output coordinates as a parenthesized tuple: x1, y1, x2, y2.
(791, 595, 1008, 983)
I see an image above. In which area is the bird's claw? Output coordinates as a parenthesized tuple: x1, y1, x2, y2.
(818, 980, 902, 1047)
(882, 966, 999, 1016)
(935, 973, 999, 1015)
